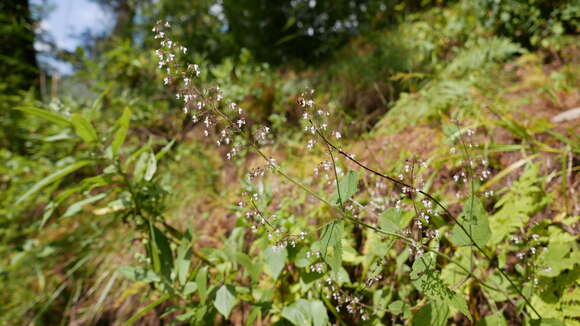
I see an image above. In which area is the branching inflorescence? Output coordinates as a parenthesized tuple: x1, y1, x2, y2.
(152, 20, 541, 321)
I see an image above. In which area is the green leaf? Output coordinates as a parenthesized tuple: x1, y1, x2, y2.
(183, 282, 197, 296)
(144, 153, 157, 181)
(246, 306, 261, 326)
(148, 224, 173, 280)
(490, 163, 549, 245)
(476, 312, 507, 326)
(310, 300, 329, 326)
(71, 113, 98, 143)
(379, 208, 402, 233)
(451, 195, 490, 247)
(175, 238, 192, 286)
(124, 295, 169, 326)
(12, 106, 71, 126)
(112, 107, 131, 157)
(117, 266, 160, 283)
(528, 318, 566, 326)
(62, 193, 107, 218)
(413, 300, 449, 326)
(447, 293, 471, 322)
(235, 252, 260, 283)
(16, 160, 92, 205)
(282, 299, 312, 326)
(388, 300, 406, 315)
(196, 267, 208, 304)
(331, 170, 359, 205)
(263, 246, 287, 280)
(320, 220, 344, 280)
(412, 254, 471, 320)
(214, 285, 238, 318)
(155, 139, 176, 161)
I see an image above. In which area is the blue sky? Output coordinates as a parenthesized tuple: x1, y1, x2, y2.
(32, 0, 112, 74)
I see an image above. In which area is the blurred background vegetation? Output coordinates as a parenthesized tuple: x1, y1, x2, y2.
(0, 0, 578, 325)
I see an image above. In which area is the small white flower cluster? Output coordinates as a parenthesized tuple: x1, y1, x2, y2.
(296, 89, 344, 153)
(323, 278, 370, 321)
(153, 21, 255, 161)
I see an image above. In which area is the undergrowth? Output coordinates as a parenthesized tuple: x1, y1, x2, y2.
(1, 2, 578, 325)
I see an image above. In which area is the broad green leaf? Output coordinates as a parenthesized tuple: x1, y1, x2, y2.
(451, 195, 490, 247)
(112, 107, 132, 157)
(148, 224, 173, 280)
(320, 220, 343, 279)
(196, 267, 208, 304)
(447, 293, 471, 322)
(214, 285, 238, 318)
(294, 247, 311, 268)
(379, 208, 402, 233)
(331, 170, 359, 205)
(13, 106, 70, 126)
(282, 299, 312, 326)
(310, 300, 329, 326)
(16, 160, 92, 205)
(413, 300, 449, 326)
(388, 300, 406, 315)
(62, 193, 107, 218)
(144, 153, 157, 181)
(234, 252, 260, 283)
(71, 113, 98, 143)
(263, 246, 287, 280)
(175, 239, 192, 285)
(117, 266, 160, 283)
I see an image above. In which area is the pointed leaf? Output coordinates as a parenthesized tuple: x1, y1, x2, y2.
(176, 239, 192, 285)
(148, 224, 173, 280)
(214, 285, 238, 318)
(144, 153, 157, 181)
(282, 299, 312, 326)
(71, 113, 98, 143)
(320, 220, 343, 279)
(331, 170, 359, 205)
(263, 246, 287, 280)
(310, 300, 329, 326)
(16, 160, 92, 205)
(196, 267, 208, 304)
(13, 106, 71, 126)
(112, 107, 131, 157)
(62, 193, 107, 218)
(451, 196, 490, 247)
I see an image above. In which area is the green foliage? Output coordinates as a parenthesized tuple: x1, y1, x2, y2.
(490, 163, 550, 245)
(1, 1, 578, 325)
(451, 195, 491, 248)
(475, 0, 580, 50)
